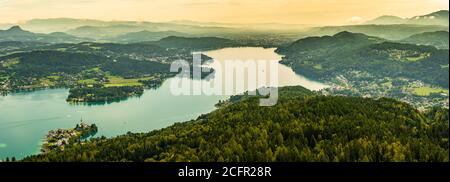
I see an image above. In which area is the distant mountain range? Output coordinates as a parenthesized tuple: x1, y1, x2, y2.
(13, 18, 238, 38)
(66, 24, 151, 39)
(295, 11, 450, 41)
(110, 30, 191, 43)
(147, 36, 236, 49)
(0, 10, 448, 44)
(366, 10, 449, 26)
(305, 24, 448, 40)
(0, 26, 91, 43)
(14, 18, 310, 34)
(0, 23, 14, 30)
(20, 18, 111, 33)
(365, 15, 407, 25)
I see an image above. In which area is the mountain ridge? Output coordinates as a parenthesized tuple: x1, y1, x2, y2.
(366, 10, 449, 26)
(0, 26, 92, 43)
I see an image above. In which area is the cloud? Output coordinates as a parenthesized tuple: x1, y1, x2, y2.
(347, 16, 364, 24)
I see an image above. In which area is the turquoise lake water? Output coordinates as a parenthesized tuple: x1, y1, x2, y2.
(0, 47, 328, 159)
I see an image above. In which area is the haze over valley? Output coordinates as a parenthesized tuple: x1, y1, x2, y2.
(0, 0, 448, 162)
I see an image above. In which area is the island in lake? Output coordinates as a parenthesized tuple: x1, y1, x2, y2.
(41, 119, 98, 153)
(67, 85, 145, 104)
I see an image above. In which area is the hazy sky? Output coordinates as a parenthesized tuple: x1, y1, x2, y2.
(0, 0, 448, 25)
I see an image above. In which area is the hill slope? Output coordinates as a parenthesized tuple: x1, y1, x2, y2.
(110, 30, 189, 43)
(22, 86, 449, 162)
(408, 10, 449, 26)
(365, 10, 449, 26)
(365, 15, 406, 25)
(401, 31, 449, 49)
(277, 31, 449, 89)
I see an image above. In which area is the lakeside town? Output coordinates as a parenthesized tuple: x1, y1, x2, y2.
(41, 119, 98, 153)
(321, 70, 449, 110)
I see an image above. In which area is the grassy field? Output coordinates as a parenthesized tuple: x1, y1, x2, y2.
(389, 51, 430, 62)
(1, 58, 20, 68)
(412, 87, 449, 96)
(405, 53, 429, 62)
(76, 69, 156, 87)
(77, 67, 103, 85)
(78, 79, 97, 85)
(89, 67, 101, 72)
(38, 78, 56, 87)
(313, 64, 322, 70)
(46, 75, 60, 80)
(381, 81, 393, 88)
(104, 75, 154, 87)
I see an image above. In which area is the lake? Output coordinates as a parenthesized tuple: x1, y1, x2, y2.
(0, 47, 328, 159)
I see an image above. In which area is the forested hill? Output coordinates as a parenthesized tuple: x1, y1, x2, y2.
(401, 31, 449, 49)
(276, 31, 449, 89)
(23, 86, 449, 162)
(277, 31, 384, 54)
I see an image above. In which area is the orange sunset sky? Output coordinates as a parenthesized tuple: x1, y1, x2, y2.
(0, 0, 448, 25)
